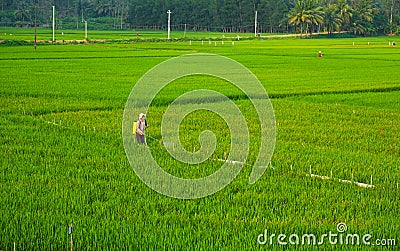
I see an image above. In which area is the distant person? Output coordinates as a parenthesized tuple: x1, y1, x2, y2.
(136, 113, 147, 144)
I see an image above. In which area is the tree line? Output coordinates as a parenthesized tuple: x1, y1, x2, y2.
(1, 0, 399, 35)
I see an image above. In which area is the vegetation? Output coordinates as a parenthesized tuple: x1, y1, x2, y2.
(0, 36, 399, 249)
(0, 0, 399, 35)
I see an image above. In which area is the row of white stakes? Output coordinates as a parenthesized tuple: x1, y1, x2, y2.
(309, 165, 376, 189)
(215, 160, 400, 190)
(353, 41, 397, 46)
(189, 40, 235, 46)
(187, 41, 396, 46)
(44, 118, 108, 138)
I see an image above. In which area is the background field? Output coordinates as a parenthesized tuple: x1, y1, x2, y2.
(0, 27, 258, 42)
(1, 35, 399, 250)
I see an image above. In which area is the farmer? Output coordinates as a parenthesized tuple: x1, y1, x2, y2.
(136, 113, 148, 144)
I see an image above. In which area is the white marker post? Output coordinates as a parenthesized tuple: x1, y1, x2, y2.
(167, 10, 171, 40)
(69, 225, 73, 251)
(52, 6, 55, 42)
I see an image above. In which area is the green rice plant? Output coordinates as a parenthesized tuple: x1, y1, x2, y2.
(0, 37, 399, 250)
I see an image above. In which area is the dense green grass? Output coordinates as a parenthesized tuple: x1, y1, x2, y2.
(1, 37, 399, 250)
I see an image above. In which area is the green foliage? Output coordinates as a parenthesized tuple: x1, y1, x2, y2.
(0, 0, 399, 34)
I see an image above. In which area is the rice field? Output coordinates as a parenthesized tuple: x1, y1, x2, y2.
(0, 32, 399, 250)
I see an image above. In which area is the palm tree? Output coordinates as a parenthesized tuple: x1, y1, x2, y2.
(304, 0, 324, 37)
(357, 0, 379, 23)
(337, 0, 353, 31)
(288, 0, 308, 36)
(288, 0, 324, 37)
(324, 4, 342, 34)
(350, 0, 379, 35)
(14, 2, 32, 25)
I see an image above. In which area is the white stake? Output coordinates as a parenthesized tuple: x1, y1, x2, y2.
(69, 225, 73, 251)
(370, 175, 373, 186)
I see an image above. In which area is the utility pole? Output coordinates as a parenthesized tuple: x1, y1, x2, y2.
(254, 10, 258, 37)
(85, 21, 88, 40)
(52, 6, 55, 42)
(34, 2, 37, 51)
(390, 0, 394, 34)
(167, 10, 171, 39)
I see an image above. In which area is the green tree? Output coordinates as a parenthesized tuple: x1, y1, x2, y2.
(324, 3, 341, 34)
(14, 2, 32, 25)
(305, 0, 324, 37)
(288, 0, 323, 37)
(259, 0, 289, 33)
(349, 0, 379, 35)
(288, 0, 308, 36)
(336, 0, 353, 31)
